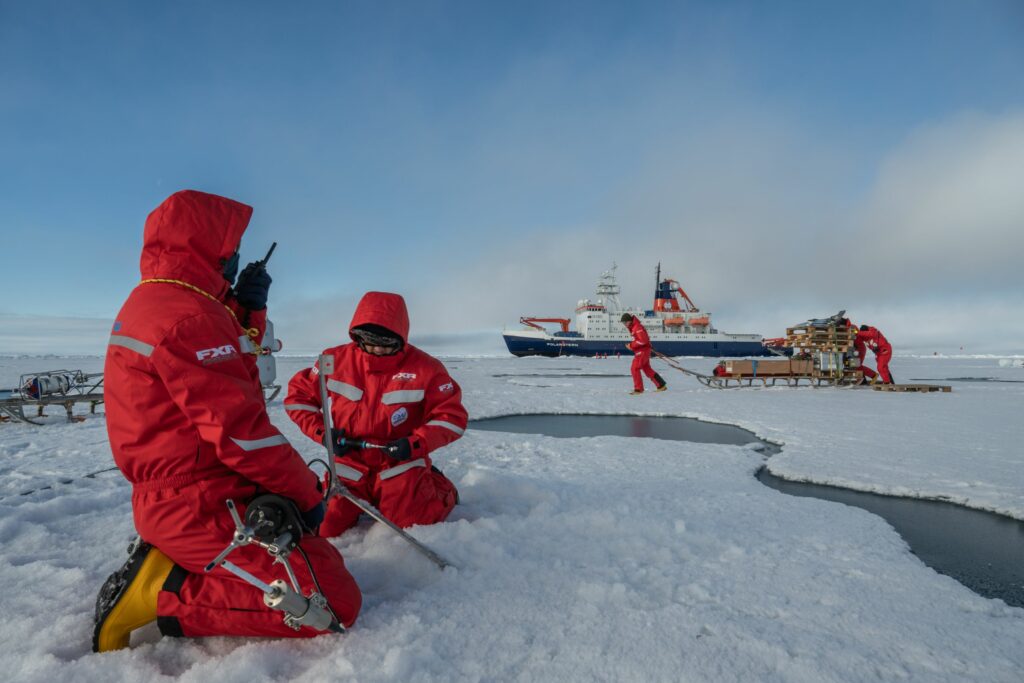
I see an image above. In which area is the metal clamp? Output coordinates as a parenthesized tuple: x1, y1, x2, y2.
(205, 499, 343, 634)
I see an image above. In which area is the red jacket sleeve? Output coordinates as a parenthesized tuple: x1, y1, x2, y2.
(628, 321, 650, 352)
(285, 363, 327, 444)
(227, 297, 267, 340)
(152, 312, 321, 511)
(410, 370, 468, 458)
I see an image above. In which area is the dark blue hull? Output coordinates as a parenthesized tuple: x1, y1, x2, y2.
(502, 334, 770, 358)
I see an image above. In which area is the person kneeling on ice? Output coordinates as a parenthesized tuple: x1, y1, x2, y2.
(621, 313, 667, 395)
(93, 190, 361, 653)
(855, 323, 895, 385)
(285, 292, 465, 536)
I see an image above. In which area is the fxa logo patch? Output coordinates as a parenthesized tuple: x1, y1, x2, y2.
(391, 406, 408, 427)
(392, 372, 417, 381)
(196, 344, 238, 364)
(438, 382, 454, 393)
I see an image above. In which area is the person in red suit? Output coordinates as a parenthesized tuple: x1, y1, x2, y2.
(856, 324, 895, 384)
(285, 292, 465, 536)
(93, 190, 361, 652)
(621, 313, 667, 395)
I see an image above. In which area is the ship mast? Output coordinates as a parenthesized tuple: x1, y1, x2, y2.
(595, 263, 622, 312)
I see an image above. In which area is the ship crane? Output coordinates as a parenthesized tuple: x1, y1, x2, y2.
(653, 263, 699, 313)
(502, 263, 767, 358)
(520, 317, 571, 333)
(661, 279, 699, 313)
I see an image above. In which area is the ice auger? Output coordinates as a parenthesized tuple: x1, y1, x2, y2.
(205, 496, 344, 634)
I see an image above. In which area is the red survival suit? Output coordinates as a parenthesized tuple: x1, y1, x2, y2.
(856, 326, 894, 384)
(104, 190, 360, 638)
(285, 292, 464, 537)
(626, 315, 662, 392)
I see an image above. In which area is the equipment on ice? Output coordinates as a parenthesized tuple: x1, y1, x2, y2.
(0, 369, 104, 424)
(255, 318, 285, 400)
(316, 354, 454, 569)
(205, 498, 343, 634)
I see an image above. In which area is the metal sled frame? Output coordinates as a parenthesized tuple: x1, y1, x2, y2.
(0, 370, 105, 425)
(698, 374, 864, 389)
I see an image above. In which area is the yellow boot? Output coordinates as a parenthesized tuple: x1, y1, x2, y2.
(92, 538, 175, 652)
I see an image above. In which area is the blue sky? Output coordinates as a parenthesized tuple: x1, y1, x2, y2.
(2, 1, 1023, 354)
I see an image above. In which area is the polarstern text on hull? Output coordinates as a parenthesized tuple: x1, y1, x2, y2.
(502, 264, 769, 358)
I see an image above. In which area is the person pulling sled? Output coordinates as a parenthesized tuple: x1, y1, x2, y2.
(621, 313, 667, 395)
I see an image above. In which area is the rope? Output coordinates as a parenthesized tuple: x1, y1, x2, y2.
(652, 350, 707, 378)
(139, 279, 261, 347)
(652, 350, 727, 389)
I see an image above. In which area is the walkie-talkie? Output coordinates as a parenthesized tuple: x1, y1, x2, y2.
(240, 242, 278, 328)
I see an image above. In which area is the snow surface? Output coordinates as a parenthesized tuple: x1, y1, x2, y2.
(0, 354, 1022, 681)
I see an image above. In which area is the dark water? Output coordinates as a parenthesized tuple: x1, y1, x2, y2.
(757, 471, 1024, 607)
(910, 377, 1024, 384)
(492, 373, 629, 378)
(470, 413, 773, 449)
(469, 414, 1024, 608)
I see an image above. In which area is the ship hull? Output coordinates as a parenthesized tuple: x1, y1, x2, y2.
(502, 333, 770, 358)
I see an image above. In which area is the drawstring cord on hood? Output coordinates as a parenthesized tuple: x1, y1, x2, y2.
(139, 279, 261, 349)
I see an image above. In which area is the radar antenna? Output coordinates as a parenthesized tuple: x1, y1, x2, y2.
(595, 263, 622, 312)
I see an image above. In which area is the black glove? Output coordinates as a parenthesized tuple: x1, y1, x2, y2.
(386, 438, 413, 461)
(300, 500, 325, 530)
(234, 261, 272, 310)
(328, 428, 356, 458)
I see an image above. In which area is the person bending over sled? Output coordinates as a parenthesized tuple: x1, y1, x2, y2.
(621, 313, 667, 395)
(855, 324, 895, 385)
(93, 190, 361, 652)
(285, 292, 465, 537)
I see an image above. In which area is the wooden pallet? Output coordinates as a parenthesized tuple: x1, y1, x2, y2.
(783, 327, 856, 352)
(783, 341, 854, 352)
(872, 384, 952, 393)
(786, 326, 856, 337)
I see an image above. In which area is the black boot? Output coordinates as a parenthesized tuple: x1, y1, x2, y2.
(654, 373, 667, 392)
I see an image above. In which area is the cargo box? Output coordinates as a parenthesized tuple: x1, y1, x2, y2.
(723, 359, 794, 376)
(790, 359, 813, 374)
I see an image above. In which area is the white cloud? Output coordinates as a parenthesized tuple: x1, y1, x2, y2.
(855, 111, 1024, 293)
(392, 108, 1024, 353)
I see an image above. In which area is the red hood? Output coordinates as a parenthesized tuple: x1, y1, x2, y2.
(348, 292, 410, 343)
(140, 190, 253, 298)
